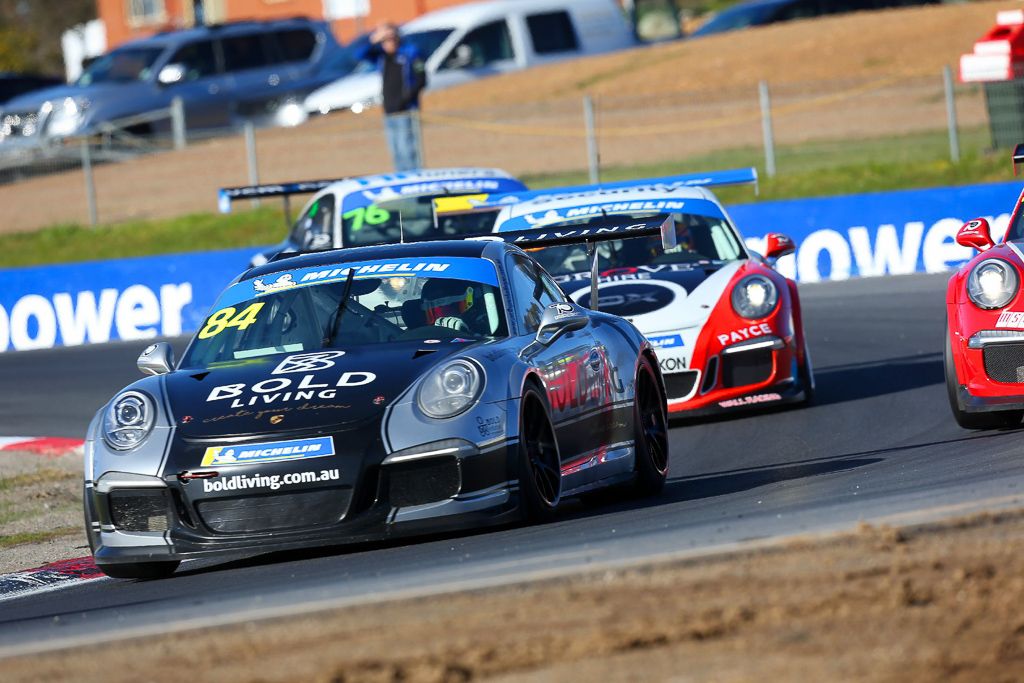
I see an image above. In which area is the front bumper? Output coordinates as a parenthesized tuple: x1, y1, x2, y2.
(950, 329, 1024, 413)
(662, 335, 808, 416)
(86, 437, 517, 567)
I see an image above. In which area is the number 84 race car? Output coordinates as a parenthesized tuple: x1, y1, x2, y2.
(84, 218, 671, 579)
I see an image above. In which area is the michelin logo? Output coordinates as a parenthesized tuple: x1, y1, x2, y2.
(201, 436, 335, 467)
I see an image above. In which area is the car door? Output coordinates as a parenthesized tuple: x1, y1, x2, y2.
(221, 32, 286, 121)
(160, 38, 233, 130)
(507, 254, 606, 481)
(431, 19, 518, 91)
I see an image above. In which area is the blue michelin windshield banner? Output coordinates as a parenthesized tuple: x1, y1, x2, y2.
(0, 180, 1021, 352)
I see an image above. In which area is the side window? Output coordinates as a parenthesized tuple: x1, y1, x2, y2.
(275, 29, 317, 62)
(291, 194, 335, 250)
(526, 12, 579, 55)
(167, 40, 218, 80)
(221, 34, 272, 72)
(441, 20, 514, 71)
(508, 256, 560, 333)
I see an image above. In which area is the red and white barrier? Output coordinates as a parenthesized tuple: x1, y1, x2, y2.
(0, 437, 84, 456)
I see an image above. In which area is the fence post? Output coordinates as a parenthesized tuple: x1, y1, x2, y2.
(80, 138, 98, 228)
(943, 65, 961, 164)
(170, 96, 186, 151)
(758, 81, 777, 178)
(244, 121, 260, 208)
(413, 109, 426, 169)
(583, 94, 600, 184)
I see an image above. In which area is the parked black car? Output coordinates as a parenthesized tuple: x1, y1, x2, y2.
(690, 0, 940, 38)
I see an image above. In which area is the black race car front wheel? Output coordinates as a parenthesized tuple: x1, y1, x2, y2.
(632, 355, 669, 496)
(517, 384, 562, 521)
(97, 561, 180, 580)
(945, 324, 1022, 430)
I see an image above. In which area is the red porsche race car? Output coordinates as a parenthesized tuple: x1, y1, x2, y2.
(945, 145, 1024, 428)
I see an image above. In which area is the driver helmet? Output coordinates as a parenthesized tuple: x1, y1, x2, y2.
(422, 279, 475, 325)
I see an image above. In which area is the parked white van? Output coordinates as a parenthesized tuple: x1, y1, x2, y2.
(305, 0, 636, 115)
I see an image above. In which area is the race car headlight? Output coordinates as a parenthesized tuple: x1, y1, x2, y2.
(102, 391, 155, 451)
(967, 258, 1019, 310)
(731, 275, 778, 319)
(417, 359, 483, 419)
(45, 97, 87, 137)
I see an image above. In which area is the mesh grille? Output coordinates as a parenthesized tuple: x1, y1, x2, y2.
(109, 489, 169, 532)
(721, 348, 773, 388)
(664, 371, 699, 400)
(388, 457, 461, 507)
(983, 343, 1024, 383)
(196, 488, 350, 534)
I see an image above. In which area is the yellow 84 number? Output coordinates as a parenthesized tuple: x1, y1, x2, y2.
(198, 303, 265, 339)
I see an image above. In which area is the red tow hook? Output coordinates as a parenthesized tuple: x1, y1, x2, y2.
(178, 470, 219, 483)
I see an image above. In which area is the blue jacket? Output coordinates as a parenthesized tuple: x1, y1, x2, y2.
(356, 41, 427, 112)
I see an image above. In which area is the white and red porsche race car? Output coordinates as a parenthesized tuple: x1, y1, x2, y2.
(435, 169, 815, 416)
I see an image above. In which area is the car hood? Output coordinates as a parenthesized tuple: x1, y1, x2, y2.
(558, 260, 746, 333)
(164, 342, 472, 438)
(304, 72, 382, 113)
(1, 82, 141, 112)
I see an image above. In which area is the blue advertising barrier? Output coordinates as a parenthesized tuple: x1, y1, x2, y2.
(0, 180, 1021, 352)
(729, 181, 1022, 282)
(0, 248, 254, 353)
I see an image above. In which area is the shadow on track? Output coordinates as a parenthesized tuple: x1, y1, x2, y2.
(812, 352, 942, 407)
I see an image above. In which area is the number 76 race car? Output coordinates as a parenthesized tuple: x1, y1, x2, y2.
(84, 218, 671, 579)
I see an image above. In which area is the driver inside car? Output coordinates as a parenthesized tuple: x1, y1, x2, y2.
(421, 279, 488, 334)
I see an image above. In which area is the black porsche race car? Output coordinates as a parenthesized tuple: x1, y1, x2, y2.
(85, 220, 671, 579)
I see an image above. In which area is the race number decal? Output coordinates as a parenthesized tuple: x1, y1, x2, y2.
(198, 303, 265, 339)
(343, 205, 390, 233)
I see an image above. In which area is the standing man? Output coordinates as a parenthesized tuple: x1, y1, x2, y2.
(361, 23, 427, 172)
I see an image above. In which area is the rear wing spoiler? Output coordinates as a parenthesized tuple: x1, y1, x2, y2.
(217, 178, 347, 215)
(473, 214, 677, 312)
(432, 167, 758, 221)
(1014, 144, 1024, 175)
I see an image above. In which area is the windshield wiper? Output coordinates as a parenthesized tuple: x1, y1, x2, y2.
(323, 269, 356, 348)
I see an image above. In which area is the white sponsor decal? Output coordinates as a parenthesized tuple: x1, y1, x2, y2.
(207, 371, 377, 407)
(253, 273, 297, 294)
(996, 311, 1024, 329)
(273, 351, 346, 374)
(202, 468, 341, 493)
(719, 392, 782, 408)
(0, 283, 192, 352)
(718, 323, 773, 346)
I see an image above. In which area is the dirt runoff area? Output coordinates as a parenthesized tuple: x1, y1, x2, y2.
(0, 449, 87, 573)
(5, 509, 1024, 682)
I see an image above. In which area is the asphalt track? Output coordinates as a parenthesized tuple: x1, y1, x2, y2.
(3, 271, 1024, 655)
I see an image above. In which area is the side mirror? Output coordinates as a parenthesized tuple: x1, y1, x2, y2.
(138, 342, 175, 376)
(157, 63, 185, 86)
(956, 218, 995, 252)
(536, 302, 588, 346)
(764, 233, 796, 260)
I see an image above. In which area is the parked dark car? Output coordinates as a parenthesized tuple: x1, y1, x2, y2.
(0, 73, 63, 105)
(0, 18, 351, 149)
(690, 0, 939, 38)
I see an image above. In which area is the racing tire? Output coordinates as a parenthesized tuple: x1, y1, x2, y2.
(517, 384, 562, 521)
(798, 350, 815, 406)
(944, 325, 1023, 430)
(96, 561, 180, 580)
(632, 355, 669, 496)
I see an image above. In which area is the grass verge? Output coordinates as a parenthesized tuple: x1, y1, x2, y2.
(0, 527, 80, 550)
(0, 127, 1014, 269)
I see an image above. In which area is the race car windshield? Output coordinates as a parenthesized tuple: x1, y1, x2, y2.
(526, 212, 745, 277)
(181, 265, 508, 368)
(76, 48, 165, 85)
(342, 195, 499, 247)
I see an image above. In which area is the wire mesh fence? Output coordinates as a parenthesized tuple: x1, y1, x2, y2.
(0, 68, 1014, 234)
